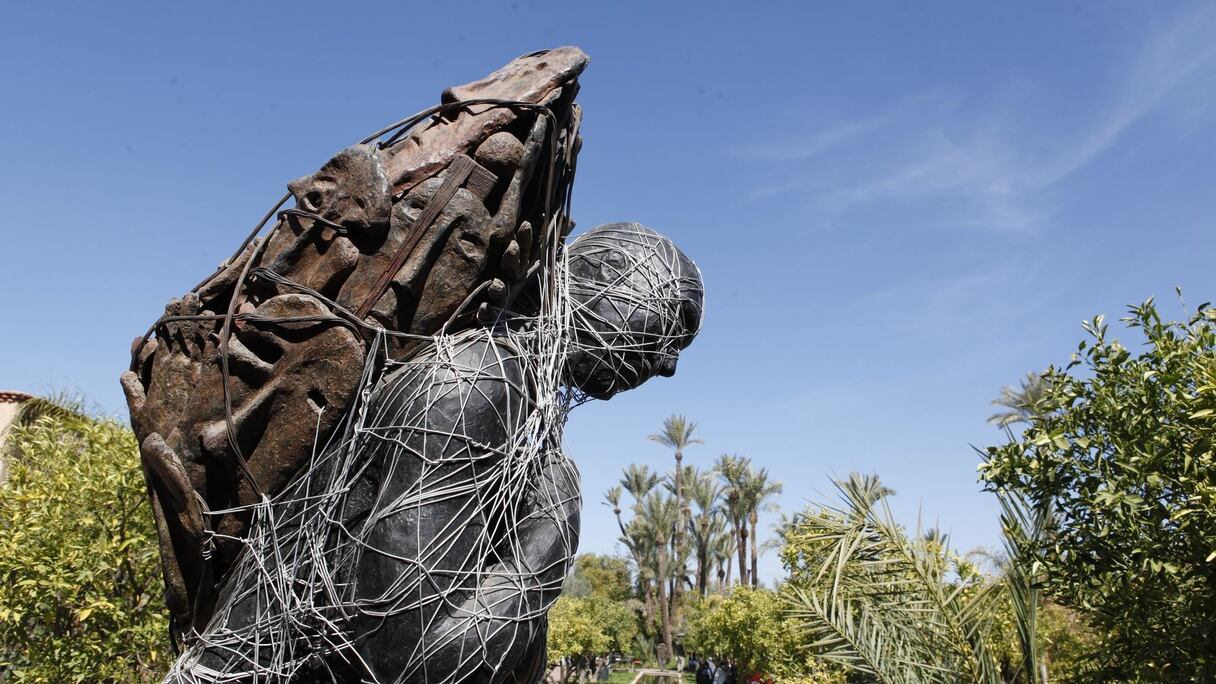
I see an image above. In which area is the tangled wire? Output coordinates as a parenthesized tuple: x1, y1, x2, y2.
(162, 219, 703, 683)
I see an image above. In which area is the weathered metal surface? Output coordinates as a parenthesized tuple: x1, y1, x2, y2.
(121, 48, 587, 631)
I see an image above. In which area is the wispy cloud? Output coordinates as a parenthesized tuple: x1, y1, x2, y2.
(740, 3, 1216, 232)
(732, 110, 897, 162)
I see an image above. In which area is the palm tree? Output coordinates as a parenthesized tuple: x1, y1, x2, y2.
(606, 481, 658, 635)
(714, 453, 752, 587)
(620, 464, 661, 509)
(988, 371, 1050, 427)
(604, 485, 625, 529)
(639, 491, 679, 665)
(784, 473, 1048, 683)
(742, 467, 783, 587)
(684, 468, 722, 596)
(649, 416, 702, 610)
(760, 511, 796, 559)
(711, 526, 735, 591)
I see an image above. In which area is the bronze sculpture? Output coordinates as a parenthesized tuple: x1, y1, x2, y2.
(122, 48, 704, 683)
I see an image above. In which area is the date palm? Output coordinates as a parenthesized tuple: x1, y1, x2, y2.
(649, 416, 702, 609)
(784, 473, 1047, 683)
(606, 481, 657, 634)
(742, 467, 782, 587)
(620, 464, 660, 513)
(715, 453, 752, 587)
(988, 371, 1050, 427)
(684, 467, 722, 596)
(638, 491, 679, 665)
(711, 525, 736, 591)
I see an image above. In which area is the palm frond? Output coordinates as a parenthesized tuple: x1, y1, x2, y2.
(784, 473, 1003, 684)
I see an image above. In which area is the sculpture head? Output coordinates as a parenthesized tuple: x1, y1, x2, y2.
(564, 223, 704, 398)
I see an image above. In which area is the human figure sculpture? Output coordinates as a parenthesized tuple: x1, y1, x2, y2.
(123, 48, 587, 632)
(163, 224, 704, 682)
(121, 45, 705, 683)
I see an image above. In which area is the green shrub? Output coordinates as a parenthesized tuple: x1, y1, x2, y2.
(685, 587, 841, 683)
(982, 299, 1216, 680)
(0, 408, 169, 682)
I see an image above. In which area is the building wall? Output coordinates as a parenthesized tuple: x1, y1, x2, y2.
(0, 391, 34, 483)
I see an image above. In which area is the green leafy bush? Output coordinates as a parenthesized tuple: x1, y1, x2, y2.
(982, 299, 1216, 680)
(685, 586, 841, 683)
(0, 408, 169, 682)
(547, 594, 638, 681)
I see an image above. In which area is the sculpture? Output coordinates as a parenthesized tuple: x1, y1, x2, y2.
(122, 48, 704, 683)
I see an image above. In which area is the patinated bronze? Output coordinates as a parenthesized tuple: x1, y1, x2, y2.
(122, 48, 705, 683)
(123, 48, 586, 631)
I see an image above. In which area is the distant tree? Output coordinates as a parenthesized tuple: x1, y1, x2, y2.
(639, 491, 679, 664)
(684, 468, 723, 596)
(547, 593, 632, 676)
(711, 525, 736, 590)
(715, 454, 752, 587)
(685, 587, 841, 683)
(649, 416, 702, 613)
(551, 553, 641, 679)
(987, 371, 1052, 428)
(982, 300, 1216, 680)
(610, 466, 661, 629)
(564, 553, 634, 603)
(742, 467, 782, 587)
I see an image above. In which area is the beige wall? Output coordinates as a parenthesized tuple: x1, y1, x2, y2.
(0, 392, 33, 483)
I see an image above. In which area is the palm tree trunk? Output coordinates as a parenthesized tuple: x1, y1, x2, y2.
(696, 530, 709, 597)
(749, 511, 760, 588)
(672, 452, 685, 619)
(724, 553, 732, 589)
(736, 517, 749, 587)
(643, 580, 657, 632)
(656, 538, 673, 665)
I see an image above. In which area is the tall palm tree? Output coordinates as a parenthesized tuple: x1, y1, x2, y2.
(684, 467, 722, 596)
(606, 482, 658, 635)
(639, 491, 679, 665)
(621, 464, 661, 502)
(743, 467, 783, 587)
(604, 485, 625, 530)
(714, 453, 752, 587)
(649, 416, 702, 610)
(711, 525, 735, 591)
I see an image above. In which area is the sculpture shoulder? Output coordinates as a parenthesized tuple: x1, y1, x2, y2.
(366, 330, 533, 431)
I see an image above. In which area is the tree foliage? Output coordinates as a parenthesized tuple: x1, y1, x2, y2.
(563, 553, 634, 603)
(547, 595, 637, 673)
(0, 408, 169, 682)
(685, 586, 840, 683)
(549, 554, 640, 678)
(981, 300, 1216, 680)
(781, 474, 1008, 684)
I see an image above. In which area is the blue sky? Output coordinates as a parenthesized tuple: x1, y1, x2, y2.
(3, 1, 1215, 582)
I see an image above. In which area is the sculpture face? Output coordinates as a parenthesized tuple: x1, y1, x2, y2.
(564, 223, 704, 398)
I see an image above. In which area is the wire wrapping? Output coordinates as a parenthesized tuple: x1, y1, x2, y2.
(133, 59, 703, 678)
(160, 221, 704, 683)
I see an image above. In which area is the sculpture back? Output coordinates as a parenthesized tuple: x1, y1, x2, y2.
(121, 47, 587, 633)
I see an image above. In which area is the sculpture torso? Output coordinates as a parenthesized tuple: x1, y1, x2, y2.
(175, 329, 577, 684)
